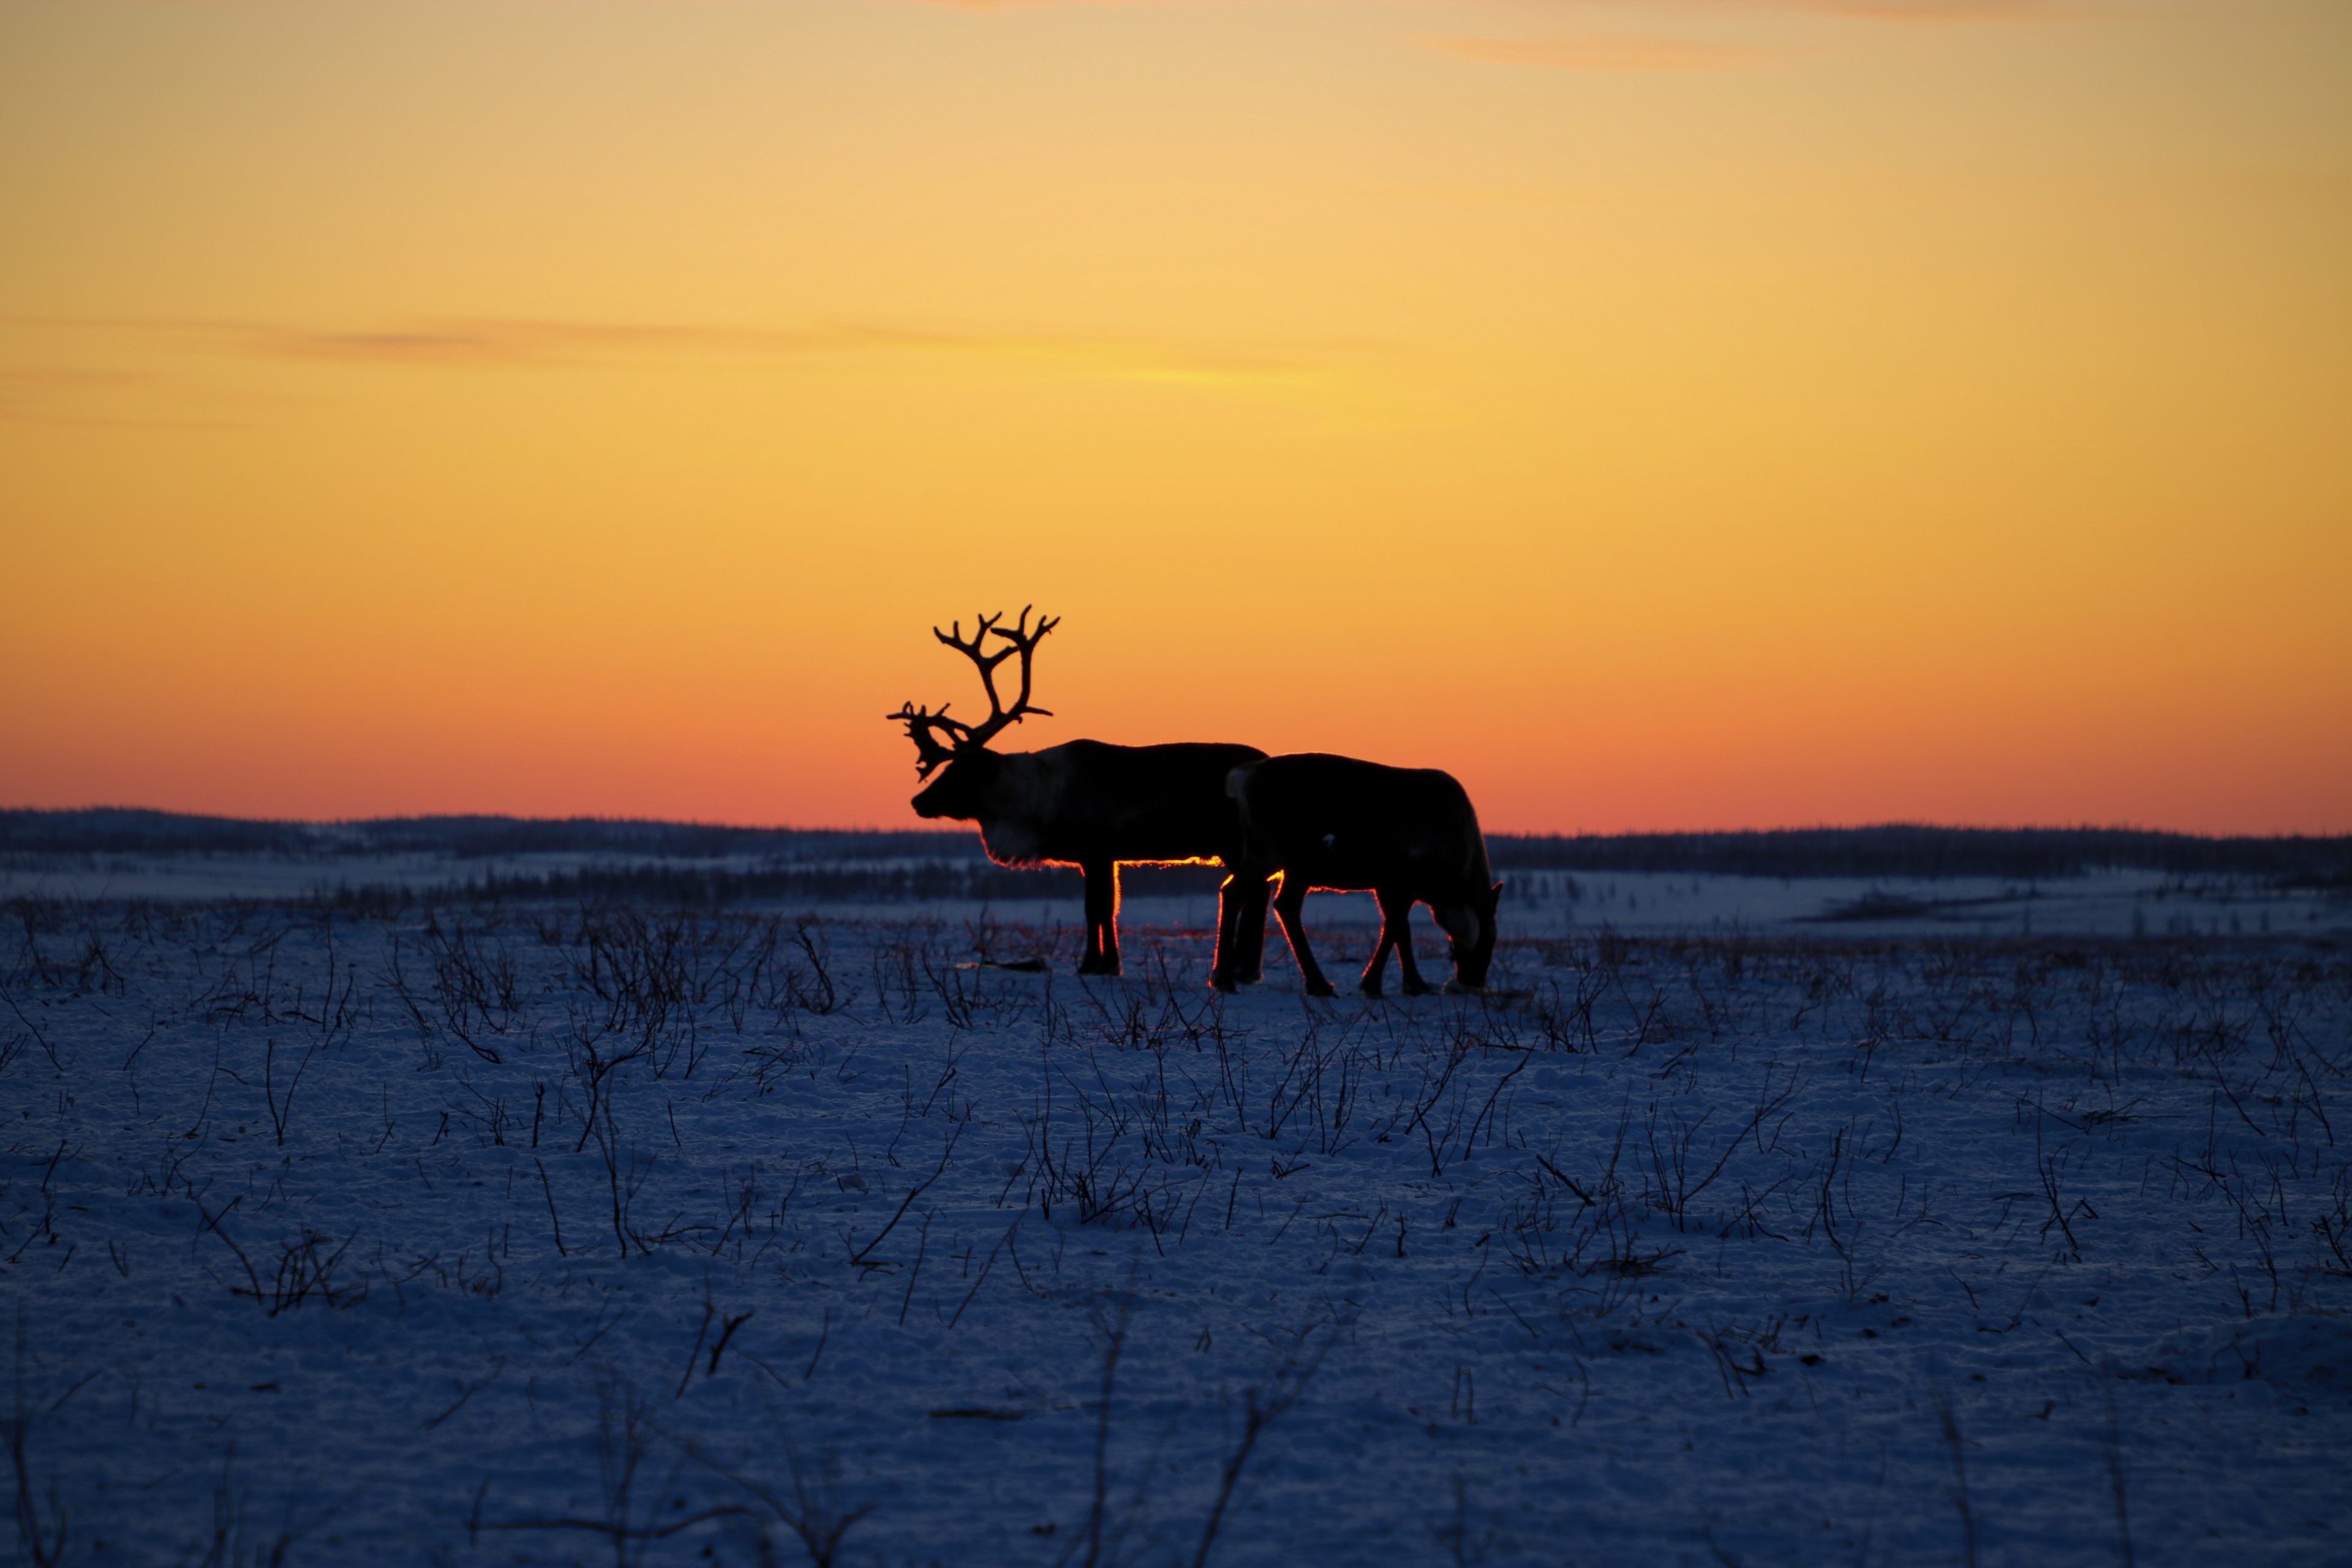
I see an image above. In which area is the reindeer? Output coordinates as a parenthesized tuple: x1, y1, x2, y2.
(889, 608, 1270, 981)
(1215, 753, 1501, 997)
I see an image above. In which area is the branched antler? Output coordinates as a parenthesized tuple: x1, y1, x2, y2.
(887, 701, 967, 775)
(888, 606, 1058, 775)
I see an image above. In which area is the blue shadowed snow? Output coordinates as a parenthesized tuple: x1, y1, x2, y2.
(2, 894, 2348, 1566)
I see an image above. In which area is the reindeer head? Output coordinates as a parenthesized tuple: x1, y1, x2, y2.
(888, 606, 1058, 820)
(1439, 881, 1504, 992)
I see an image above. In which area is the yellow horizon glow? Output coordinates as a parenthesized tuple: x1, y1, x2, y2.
(2, 0, 2346, 834)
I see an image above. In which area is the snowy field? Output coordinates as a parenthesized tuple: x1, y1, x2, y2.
(7, 846, 2346, 948)
(5, 890, 2350, 1566)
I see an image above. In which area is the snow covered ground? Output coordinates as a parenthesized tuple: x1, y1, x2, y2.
(6, 843, 2345, 944)
(4, 892, 2349, 1566)
(0, 851, 893, 908)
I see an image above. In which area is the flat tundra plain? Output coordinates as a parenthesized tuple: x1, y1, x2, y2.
(4, 899, 2349, 1566)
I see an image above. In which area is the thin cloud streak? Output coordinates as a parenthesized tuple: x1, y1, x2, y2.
(0, 408, 250, 431)
(1427, 35, 1754, 70)
(0, 365, 230, 429)
(1782, 0, 2051, 17)
(1541, 0, 2062, 17)
(249, 318, 946, 366)
(244, 317, 1349, 387)
(897, 0, 2058, 15)
(5, 315, 1366, 398)
(72, 0, 2071, 13)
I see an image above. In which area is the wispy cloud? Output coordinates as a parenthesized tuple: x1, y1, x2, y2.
(1542, 0, 2062, 16)
(1784, 0, 2051, 17)
(246, 318, 934, 366)
(239, 316, 1344, 387)
(1426, 35, 1754, 71)
(0, 365, 245, 429)
(898, 0, 2058, 14)
(94, 0, 2068, 13)
(2, 315, 1362, 405)
(1423, 0, 2058, 76)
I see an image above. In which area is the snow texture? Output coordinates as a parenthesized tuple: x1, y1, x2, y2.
(4, 890, 2349, 1566)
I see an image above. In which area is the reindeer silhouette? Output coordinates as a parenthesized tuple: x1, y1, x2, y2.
(889, 609, 1269, 981)
(1217, 753, 1501, 997)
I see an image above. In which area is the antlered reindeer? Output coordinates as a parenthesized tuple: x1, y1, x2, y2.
(1216, 753, 1501, 997)
(889, 608, 1270, 981)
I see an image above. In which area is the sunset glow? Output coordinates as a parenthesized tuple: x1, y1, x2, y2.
(3, 0, 2346, 832)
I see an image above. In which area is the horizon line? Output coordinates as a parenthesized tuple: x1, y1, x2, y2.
(6, 804, 2347, 845)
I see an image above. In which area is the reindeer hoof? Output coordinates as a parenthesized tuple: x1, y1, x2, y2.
(1401, 979, 1432, 998)
(1305, 981, 1336, 1000)
(1359, 980, 1384, 999)
(1442, 979, 1483, 997)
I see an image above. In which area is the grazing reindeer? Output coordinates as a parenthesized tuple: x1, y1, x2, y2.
(1216, 753, 1501, 997)
(889, 608, 1270, 980)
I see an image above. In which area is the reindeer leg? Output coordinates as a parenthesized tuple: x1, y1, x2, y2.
(1101, 862, 1123, 975)
(1272, 874, 1335, 998)
(1366, 888, 1426, 997)
(1235, 872, 1270, 986)
(1212, 873, 1243, 992)
(1079, 860, 1118, 975)
(1360, 890, 1399, 998)
(1388, 892, 1433, 997)
(1212, 871, 1272, 991)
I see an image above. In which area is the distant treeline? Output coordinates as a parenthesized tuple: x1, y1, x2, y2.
(0, 809, 967, 862)
(7, 809, 2348, 888)
(322, 861, 1227, 910)
(1486, 826, 2352, 886)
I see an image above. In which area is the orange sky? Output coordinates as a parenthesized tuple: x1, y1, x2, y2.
(2, 0, 2346, 834)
